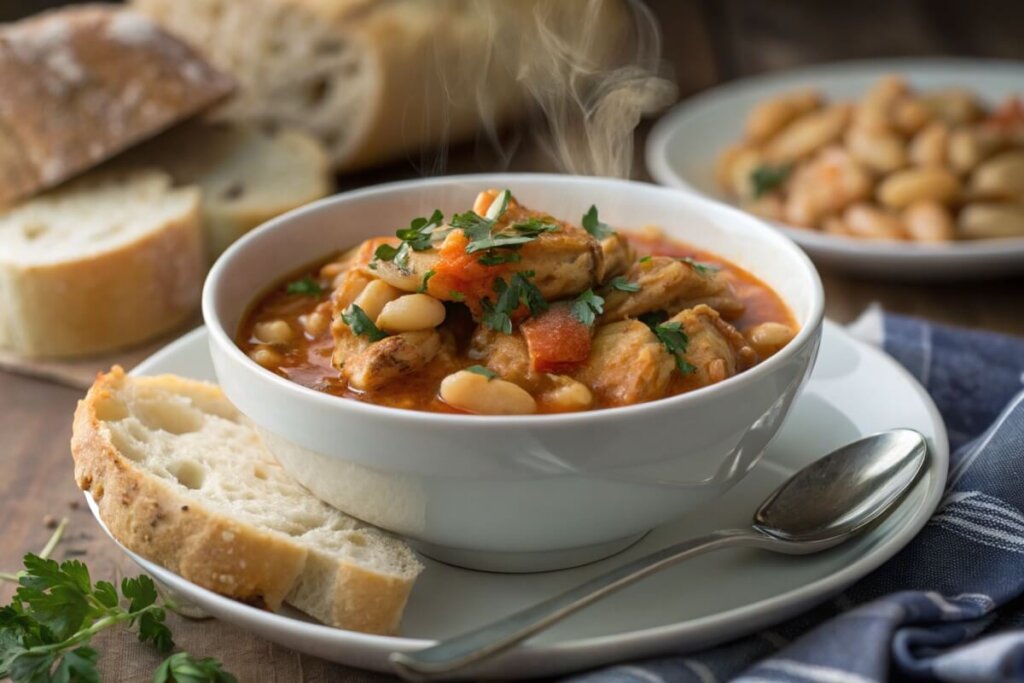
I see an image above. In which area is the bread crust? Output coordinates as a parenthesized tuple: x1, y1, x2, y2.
(0, 4, 235, 205)
(0, 173, 204, 358)
(71, 367, 420, 635)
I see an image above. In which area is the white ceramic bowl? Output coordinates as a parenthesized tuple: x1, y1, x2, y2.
(203, 174, 825, 572)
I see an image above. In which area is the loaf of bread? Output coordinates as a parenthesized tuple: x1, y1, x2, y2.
(114, 121, 334, 258)
(72, 367, 424, 635)
(0, 4, 234, 206)
(131, 0, 629, 171)
(0, 169, 203, 358)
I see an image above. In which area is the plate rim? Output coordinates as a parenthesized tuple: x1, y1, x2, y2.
(86, 320, 949, 671)
(645, 56, 1024, 263)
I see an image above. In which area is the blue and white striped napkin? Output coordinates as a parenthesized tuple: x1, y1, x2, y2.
(568, 308, 1024, 683)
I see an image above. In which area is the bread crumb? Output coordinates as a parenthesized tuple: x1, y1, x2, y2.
(221, 530, 235, 542)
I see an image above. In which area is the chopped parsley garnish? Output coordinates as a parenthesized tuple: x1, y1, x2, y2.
(679, 257, 719, 275)
(341, 304, 387, 342)
(478, 251, 523, 266)
(373, 209, 446, 274)
(653, 321, 695, 374)
(285, 276, 324, 296)
(638, 255, 653, 263)
(582, 205, 615, 239)
(465, 365, 496, 380)
(481, 271, 548, 334)
(418, 269, 436, 293)
(608, 276, 641, 293)
(449, 290, 466, 302)
(750, 163, 792, 198)
(450, 191, 558, 264)
(570, 289, 605, 326)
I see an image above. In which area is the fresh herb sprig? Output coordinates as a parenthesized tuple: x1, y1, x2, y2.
(652, 321, 696, 374)
(465, 365, 497, 380)
(451, 191, 558, 263)
(607, 276, 640, 293)
(0, 522, 235, 683)
(570, 290, 605, 326)
(678, 257, 719, 275)
(285, 276, 324, 296)
(581, 205, 615, 240)
(373, 209, 446, 274)
(480, 272, 548, 334)
(750, 163, 792, 198)
(341, 304, 388, 342)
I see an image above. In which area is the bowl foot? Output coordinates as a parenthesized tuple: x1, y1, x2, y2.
(411, 532, 649, 573)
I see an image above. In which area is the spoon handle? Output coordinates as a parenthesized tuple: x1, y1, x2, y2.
(390, 528, 766, 681)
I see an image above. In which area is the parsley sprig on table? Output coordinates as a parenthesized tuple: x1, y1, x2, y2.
(373, 209, 446, 274)
(481, 271, 548, 334)
(0, 521, 235, 683)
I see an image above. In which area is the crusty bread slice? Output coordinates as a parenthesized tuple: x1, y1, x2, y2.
(0, 169, 203, 358)
(0, 4, 234, 206)
(113, 121, 333, 258)
(72, 367, 423, 635)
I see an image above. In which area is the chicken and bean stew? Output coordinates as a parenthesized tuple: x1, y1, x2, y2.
(717, 76, 1024, 241)
(239, 190, 798, 415)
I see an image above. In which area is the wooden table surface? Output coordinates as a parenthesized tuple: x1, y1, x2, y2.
(2, 1, 1023, 681)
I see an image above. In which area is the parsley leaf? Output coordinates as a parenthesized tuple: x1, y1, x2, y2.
(652, 321, 696, 374)
(452, 191, 556, 263)
(478, 252, 522, 266)
(581, 205, 614, 239)
(153, 652, 238, 683)
(638, 255, 652, 264)
(607, 276, 640, 293)
(341, 305, 387, 342)
(373, 209, 445, 274)
(449, 290, 466, 302)
(417, 270, 435, 293)
(465, 365, 496, 380)
(480, 272, 548, 334)
(750, 163, 792, 198)
(679, 257, 719, 275)
(285, 276, 323, 296)
(0, 532, 235, 683)
(570, 289, 605, 326)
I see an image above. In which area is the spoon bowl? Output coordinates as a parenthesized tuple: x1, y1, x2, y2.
(391, 428, 929, 680)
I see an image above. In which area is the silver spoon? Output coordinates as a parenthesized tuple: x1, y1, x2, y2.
(390, 429, 928, 681)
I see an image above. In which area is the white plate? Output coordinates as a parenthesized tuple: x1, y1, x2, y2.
(85, 321, 948, 678)
(646, 58, 1024, 280)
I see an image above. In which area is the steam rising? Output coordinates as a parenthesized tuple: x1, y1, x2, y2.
(432, 0, 677, 179)
(515, 0, 677, 178)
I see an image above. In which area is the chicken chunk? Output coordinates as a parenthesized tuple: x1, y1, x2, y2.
(597, 232, 635, 282)
(468, 325, 544, 391)
(573, 320, 675, 407)
(601, 257, 744, 323)
(334, 327, 442, 391)
(670, 305, 757, 389)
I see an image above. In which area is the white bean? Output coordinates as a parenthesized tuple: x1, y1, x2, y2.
(902, 201, 955, 243)
(748, 322, 795, 357)
(253, 320, 294, 345)
(877, 167, 960, 209)
(541, 375, 594, 412)
(249, 346, 282, 368)
(948, 128, 1003, 174)
(301, 310, 329, 337)
(970, 151, 1024, 199)
(845, 127, 906, 174)
(440, 370, 537, 415)
(843, 204, 906, 240)
(891, 98, 932, 135)
(376, 294, 446, 333)
(352, 279, 404, 322)
(921, 89, 983, 125)
(766, 104, 852, 162)
(744, 89, 821, 143)
(908, 123, 949, 167)
(958, 203, 1024, 239)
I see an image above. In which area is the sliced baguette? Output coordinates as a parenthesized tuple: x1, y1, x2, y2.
(72, 367, 423, 635)
(113, 121, 334, 258)
(0, 169, 203, 358)
(0, 4, 234, 206)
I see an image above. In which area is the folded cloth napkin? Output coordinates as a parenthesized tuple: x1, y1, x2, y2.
(567, 309, 1024, 683)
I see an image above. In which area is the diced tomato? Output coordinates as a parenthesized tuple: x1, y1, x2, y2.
(428, 231, 508, 313)
(521, 304, 592, 373)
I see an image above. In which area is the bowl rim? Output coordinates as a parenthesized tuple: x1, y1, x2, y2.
(202, 172, 825, 427)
